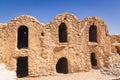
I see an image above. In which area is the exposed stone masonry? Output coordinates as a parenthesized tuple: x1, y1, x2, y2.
(0, 13, 119, 78)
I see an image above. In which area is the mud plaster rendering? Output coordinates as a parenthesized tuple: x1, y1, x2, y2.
(0, 13, 120, 78)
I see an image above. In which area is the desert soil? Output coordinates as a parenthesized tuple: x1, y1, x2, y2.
(18, 69, 120, 80)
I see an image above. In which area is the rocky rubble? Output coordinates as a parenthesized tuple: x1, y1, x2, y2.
(101, 54, 120, 77)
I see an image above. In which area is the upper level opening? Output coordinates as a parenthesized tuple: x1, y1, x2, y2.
(89, 25, 97, 42)
(17, 26, 28, 49)
(59, 23, 68, 43)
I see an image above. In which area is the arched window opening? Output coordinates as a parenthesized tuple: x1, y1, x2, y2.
(59, 23, 67, 42)
(17, 26, 28, 49)
(91, 53, 97, 69)
(89, 25, 97, 42)
(56, 57, 68, 74)
(17, 57, 28, 78)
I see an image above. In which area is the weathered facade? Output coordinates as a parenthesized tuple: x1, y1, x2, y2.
(0, 13, 119, 78)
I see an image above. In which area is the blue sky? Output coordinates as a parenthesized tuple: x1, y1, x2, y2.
(0, 0, 120, 35)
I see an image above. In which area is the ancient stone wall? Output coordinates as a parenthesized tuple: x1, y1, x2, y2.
(0, 13, 119, 78)
(111, 35, 120, 58)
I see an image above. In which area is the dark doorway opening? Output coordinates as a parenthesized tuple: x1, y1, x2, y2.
(89, 25, 97, 42)
(59, 23, 67, 42)
(115, 46, 120, 55)
(91, 53, 97, 68)
(56, 57, 68, 74)
(17, 57, 28, 78)
(17, 26, 28, 49)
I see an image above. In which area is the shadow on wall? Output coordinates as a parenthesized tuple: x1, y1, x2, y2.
(115, 46, 120, 55)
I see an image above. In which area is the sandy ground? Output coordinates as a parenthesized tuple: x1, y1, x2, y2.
(18, 70, 120, 80)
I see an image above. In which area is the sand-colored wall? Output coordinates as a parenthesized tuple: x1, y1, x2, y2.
(0, 13, 118, 77)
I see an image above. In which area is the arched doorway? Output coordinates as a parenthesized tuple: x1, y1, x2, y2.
(17, 57, 28, 78)
(17, 26, 28, 49)
(56, 57, 68, 74)
(90, 53, 97, 68)
(59, 23, 68, 42)
(89, 25, 97, 42)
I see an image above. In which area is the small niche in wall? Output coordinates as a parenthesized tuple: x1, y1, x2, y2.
(41, 32, 44, 36)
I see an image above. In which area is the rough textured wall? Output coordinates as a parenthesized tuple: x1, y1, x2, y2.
(0, 24, 7, 63)
(111, 35, 120, 43)
(0, 13, 119, 78)
(81, 16, 112, 67)
(6, 15, 46, 76)
(110, 35, 120, 60)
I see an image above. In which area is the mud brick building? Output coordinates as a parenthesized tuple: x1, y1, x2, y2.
(0, 13, 119, 78)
